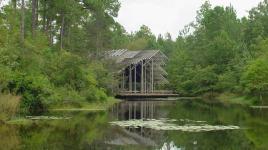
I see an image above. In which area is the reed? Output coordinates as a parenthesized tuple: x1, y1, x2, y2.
(0, 94, 20, 121)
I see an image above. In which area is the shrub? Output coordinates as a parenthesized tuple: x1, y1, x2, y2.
(8, 73, 51, 115)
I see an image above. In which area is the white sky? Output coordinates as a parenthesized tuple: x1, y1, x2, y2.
(116, 0, 263, 39)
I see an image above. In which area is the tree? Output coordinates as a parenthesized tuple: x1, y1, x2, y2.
(241, 38, 268, 102)
(0, 0, 122, 114)
(20, 0, 25, 43)
(12, 0, 17, 9)
(126, 25, 158, 50)
(82, 0, 121, 55)
(32, 0, 38, 36)
(244, 0, 268, 47)
(241, 57, 268, 103)
(166, 2, 244, 96)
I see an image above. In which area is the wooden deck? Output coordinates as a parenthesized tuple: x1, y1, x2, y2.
(116, 91, 179, 99)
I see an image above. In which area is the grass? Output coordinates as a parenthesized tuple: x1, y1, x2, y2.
(0, 94, 20, 121)
(216, 93, 254, 106)
(49, 97, 121, 112)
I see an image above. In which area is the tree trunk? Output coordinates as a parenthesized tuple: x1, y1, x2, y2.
(42, 0, 47, 31)
(32, 0, 37, 36)
(67, 27, 71, 48)
(96, 31, 102, 57)
(60, 15, 65, 50)
(20, 0, 25, 43)
(36, 0, 39, 27)
(12, 0, 17, 9)
(49, 20, 53, 46)
(96, 32, 99, 57)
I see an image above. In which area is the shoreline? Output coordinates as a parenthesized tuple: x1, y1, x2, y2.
(2, 97, 121, 125)
(48, 97, 121, 112)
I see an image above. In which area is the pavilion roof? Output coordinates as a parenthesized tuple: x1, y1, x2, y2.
(106, 49, 167, 66)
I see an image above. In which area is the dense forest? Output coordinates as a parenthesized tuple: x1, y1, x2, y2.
(0, 0, 268, 117)
(167, 1, 268, 103)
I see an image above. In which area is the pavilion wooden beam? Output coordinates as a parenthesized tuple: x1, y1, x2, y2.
(134, 64, 137, 93)
(141, 102, 143, 119)
(141, 61, 144, 93)
(129, 66, 132, 92)
(151, 59, 154, 93)
(108, 50, 169, 95)
(122, 71, 125, 91)
(145, 63, 147, 93)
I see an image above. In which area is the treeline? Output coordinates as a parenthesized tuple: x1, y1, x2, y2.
(166, 1, 268, 103)
(1, 0, 268, 115)
(0, 0, 126, 114)
(109, 0, 268, 103)
(0, 0, 179, 115)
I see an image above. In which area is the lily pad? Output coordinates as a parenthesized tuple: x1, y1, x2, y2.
(110, 119, 240, 132)
(26, 116, 71, 120)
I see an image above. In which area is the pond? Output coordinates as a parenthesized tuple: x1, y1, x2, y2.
(1, 100, 268, 150)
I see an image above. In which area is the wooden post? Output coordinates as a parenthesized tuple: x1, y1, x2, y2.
(145, 64, 147, 93)
(134, 103, 136, 119)
(122, 71, 125, 91)
(141, 102, 143, 119)
(128, 104, 131, 119)
(152, 103, 154, 118)
(134, 65, 137, 93)
(117, 104, 119, 120)
(141, 61, 144, 93)
(129, 66, 132, 92)
(130, 104, 132, 119)
(151, 59, 154, 93)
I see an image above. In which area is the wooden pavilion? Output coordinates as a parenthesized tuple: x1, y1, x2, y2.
(106, 49, 177, 98)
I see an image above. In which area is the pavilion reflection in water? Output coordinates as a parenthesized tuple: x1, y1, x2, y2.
(110, 101, 159, 120)
(103, 101, 185, 150)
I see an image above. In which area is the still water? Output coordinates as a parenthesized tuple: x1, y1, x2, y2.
(1, 100, 268, 150)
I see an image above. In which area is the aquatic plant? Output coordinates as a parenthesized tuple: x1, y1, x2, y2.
(26, 116, 72, 120)
(110, 119, 240, 132)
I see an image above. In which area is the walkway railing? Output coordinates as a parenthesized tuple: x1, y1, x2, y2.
(118, 90, 175, 94)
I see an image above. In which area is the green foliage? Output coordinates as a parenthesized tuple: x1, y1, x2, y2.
(241, 56, 268, 97)
(126, 25, 158, 50)
(167, 50, 218, 96)
(0, 0, 120, 114)
(167, 1, 268, 100)
(1, 0, 268, 113)
(245, 0, 268, 47)
(165, 1, 268, 102)
(216, 70, 239, 92)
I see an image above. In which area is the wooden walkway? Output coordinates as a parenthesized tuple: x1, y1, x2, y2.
(116, 91, 179, 99)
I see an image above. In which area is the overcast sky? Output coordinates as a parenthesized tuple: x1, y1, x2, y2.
(116, 0, 263, 39)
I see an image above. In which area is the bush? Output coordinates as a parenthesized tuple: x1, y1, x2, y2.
(7, 73, 51, 115)
(0, 38, 110, 114)
(54, 87, 85, 102)
(241, 57, 268, 102)
(81, 87, 108, 102)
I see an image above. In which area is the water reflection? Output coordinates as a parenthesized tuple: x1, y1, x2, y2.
(0, 112, 110, 150)
(110, 101, 159, 120)
(0, 124, 20, 150)
(107, 101, 166, 148)
(107, 100, 268, 150)
(0, 100, 268, 150)
(160, 141, 184, 150)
